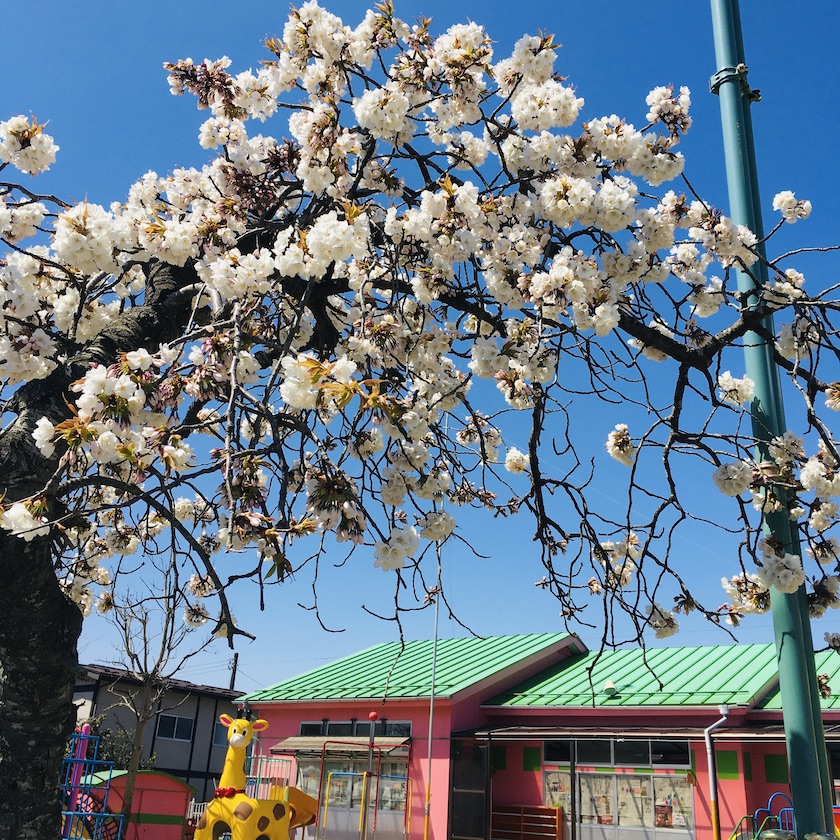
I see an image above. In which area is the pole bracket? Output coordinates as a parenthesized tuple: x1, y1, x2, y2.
(709, 62, 761, 102)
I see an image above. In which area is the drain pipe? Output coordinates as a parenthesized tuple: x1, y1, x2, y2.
(705, 705, 729, 840)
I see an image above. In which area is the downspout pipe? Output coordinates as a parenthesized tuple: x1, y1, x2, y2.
(705, 705, 729, 840)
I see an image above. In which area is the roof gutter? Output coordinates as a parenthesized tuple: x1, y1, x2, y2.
(705, 705, 729, 840)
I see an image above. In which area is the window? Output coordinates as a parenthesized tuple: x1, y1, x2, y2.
(614, 739, 650, 766)
(544, 740, 571, 763)
(157, 714, 194, 742)
(383, 721, 412, 737)
(617, 775, 652, 827)
(213, 721, 229, 747)
(349, 719, 411, 737)
(299, 721, 325, 736)
(326, 721, 353, 737)
(544, 772, 694, 831)
(542, 738, 690, 769)
(651, 740, 691, 767)
(295, 756, 408, 811)
(353, 719, 382, 736)
(654, 775, 694, 829)
(580, 773, 613, 825)
(577, 739, 612, 765)
(304, 719, 412, 738)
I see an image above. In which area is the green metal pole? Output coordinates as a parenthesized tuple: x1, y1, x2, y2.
(724, 2, 834, 818)
(709, 1, 833, 833)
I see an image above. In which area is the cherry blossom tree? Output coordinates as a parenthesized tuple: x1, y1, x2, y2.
(1, 2, 838, 834)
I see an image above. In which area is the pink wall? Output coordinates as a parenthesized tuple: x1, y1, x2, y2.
(255, 699, 453, 840)
(689, 744, 749, 840)
(743, 744, 793, 819)
(104, 772, 192, 840)
(490, 741, 542, 806)
(692, 743, 796, 838)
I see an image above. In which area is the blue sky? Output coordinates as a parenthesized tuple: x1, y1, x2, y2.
(3, 1, 839, 694)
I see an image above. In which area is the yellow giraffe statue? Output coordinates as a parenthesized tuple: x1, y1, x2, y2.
(195, 714, 317, 840)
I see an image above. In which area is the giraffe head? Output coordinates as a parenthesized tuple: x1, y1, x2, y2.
(219, 714, 268, 750)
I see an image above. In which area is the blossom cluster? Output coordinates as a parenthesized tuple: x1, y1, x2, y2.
(606, 424, 637, 467)
(0, 1, 835, 644)
(0, 115, 59, 175)
(772, 190, 812, 224)
(373, 525, 420, 571)
(646, 603, 679, 639)
(717, 371, 754, 407)
(755, 540, 807, 595)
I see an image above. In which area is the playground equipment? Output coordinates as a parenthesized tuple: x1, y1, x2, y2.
(318, 768, 410, 840)
(728, 793, 796, 840)
(754, 792, 795, 837)
(61, 724, 124, 840)
(194, 714, 317, 840)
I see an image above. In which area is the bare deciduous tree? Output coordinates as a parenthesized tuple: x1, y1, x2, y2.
(99, 560, 214, 834)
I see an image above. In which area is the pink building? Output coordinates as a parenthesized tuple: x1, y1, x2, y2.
(237, 634, 840, 840)
(95, 770, 194, 840)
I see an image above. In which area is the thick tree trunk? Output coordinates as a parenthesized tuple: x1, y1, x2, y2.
(0, 363, 83, 839)
(0, 532, 82, 840)
(0, 261, 196, 838)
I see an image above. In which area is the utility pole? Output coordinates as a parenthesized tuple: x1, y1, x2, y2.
(709, 1, 833, 833)
(229, 652, 238, 692)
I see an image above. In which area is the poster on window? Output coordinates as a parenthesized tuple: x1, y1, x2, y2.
(616, 775, 653, 827)
(543, 770, 572, 809)
(580, 774, 614, 825)
(377, 778, 407, 811)
(654, 775, 693, 830)
(295, 760, 322, 799)
(376, 761, 409, 811)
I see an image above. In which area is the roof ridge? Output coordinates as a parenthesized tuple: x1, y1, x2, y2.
(241, 633, 573, 703)
(483, 642, 781, 709)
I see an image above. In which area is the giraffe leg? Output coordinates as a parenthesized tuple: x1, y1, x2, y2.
(211, 820, 232, 840)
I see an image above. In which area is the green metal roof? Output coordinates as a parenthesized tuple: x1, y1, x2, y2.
(485, 643, 780, 709)
(757, 648, 840, 710)
(241, 633, 575, 703)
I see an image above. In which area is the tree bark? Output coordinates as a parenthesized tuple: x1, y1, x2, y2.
(0, 531, 82, 840)
(0, 261, 196, 838)
(0, 363, 83, 839)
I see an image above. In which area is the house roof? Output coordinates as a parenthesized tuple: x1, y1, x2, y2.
(77, 663, 240, 701)
(241, 633, 576, 703)
(484, 643, 780, 709)
(756, 649, 840, 710)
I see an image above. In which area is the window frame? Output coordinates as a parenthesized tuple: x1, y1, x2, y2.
(325, 720, 354, 737)
(299, 721, 326, 736)
(299, 718, 413, 738)
(212, 720, 229, 747)
(383, 720, 412, 737)
(613, 739, 652, 767)
(542, 737, 691, 770)
(650, 739, 692, 769)
(156, 713, 195, 742)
